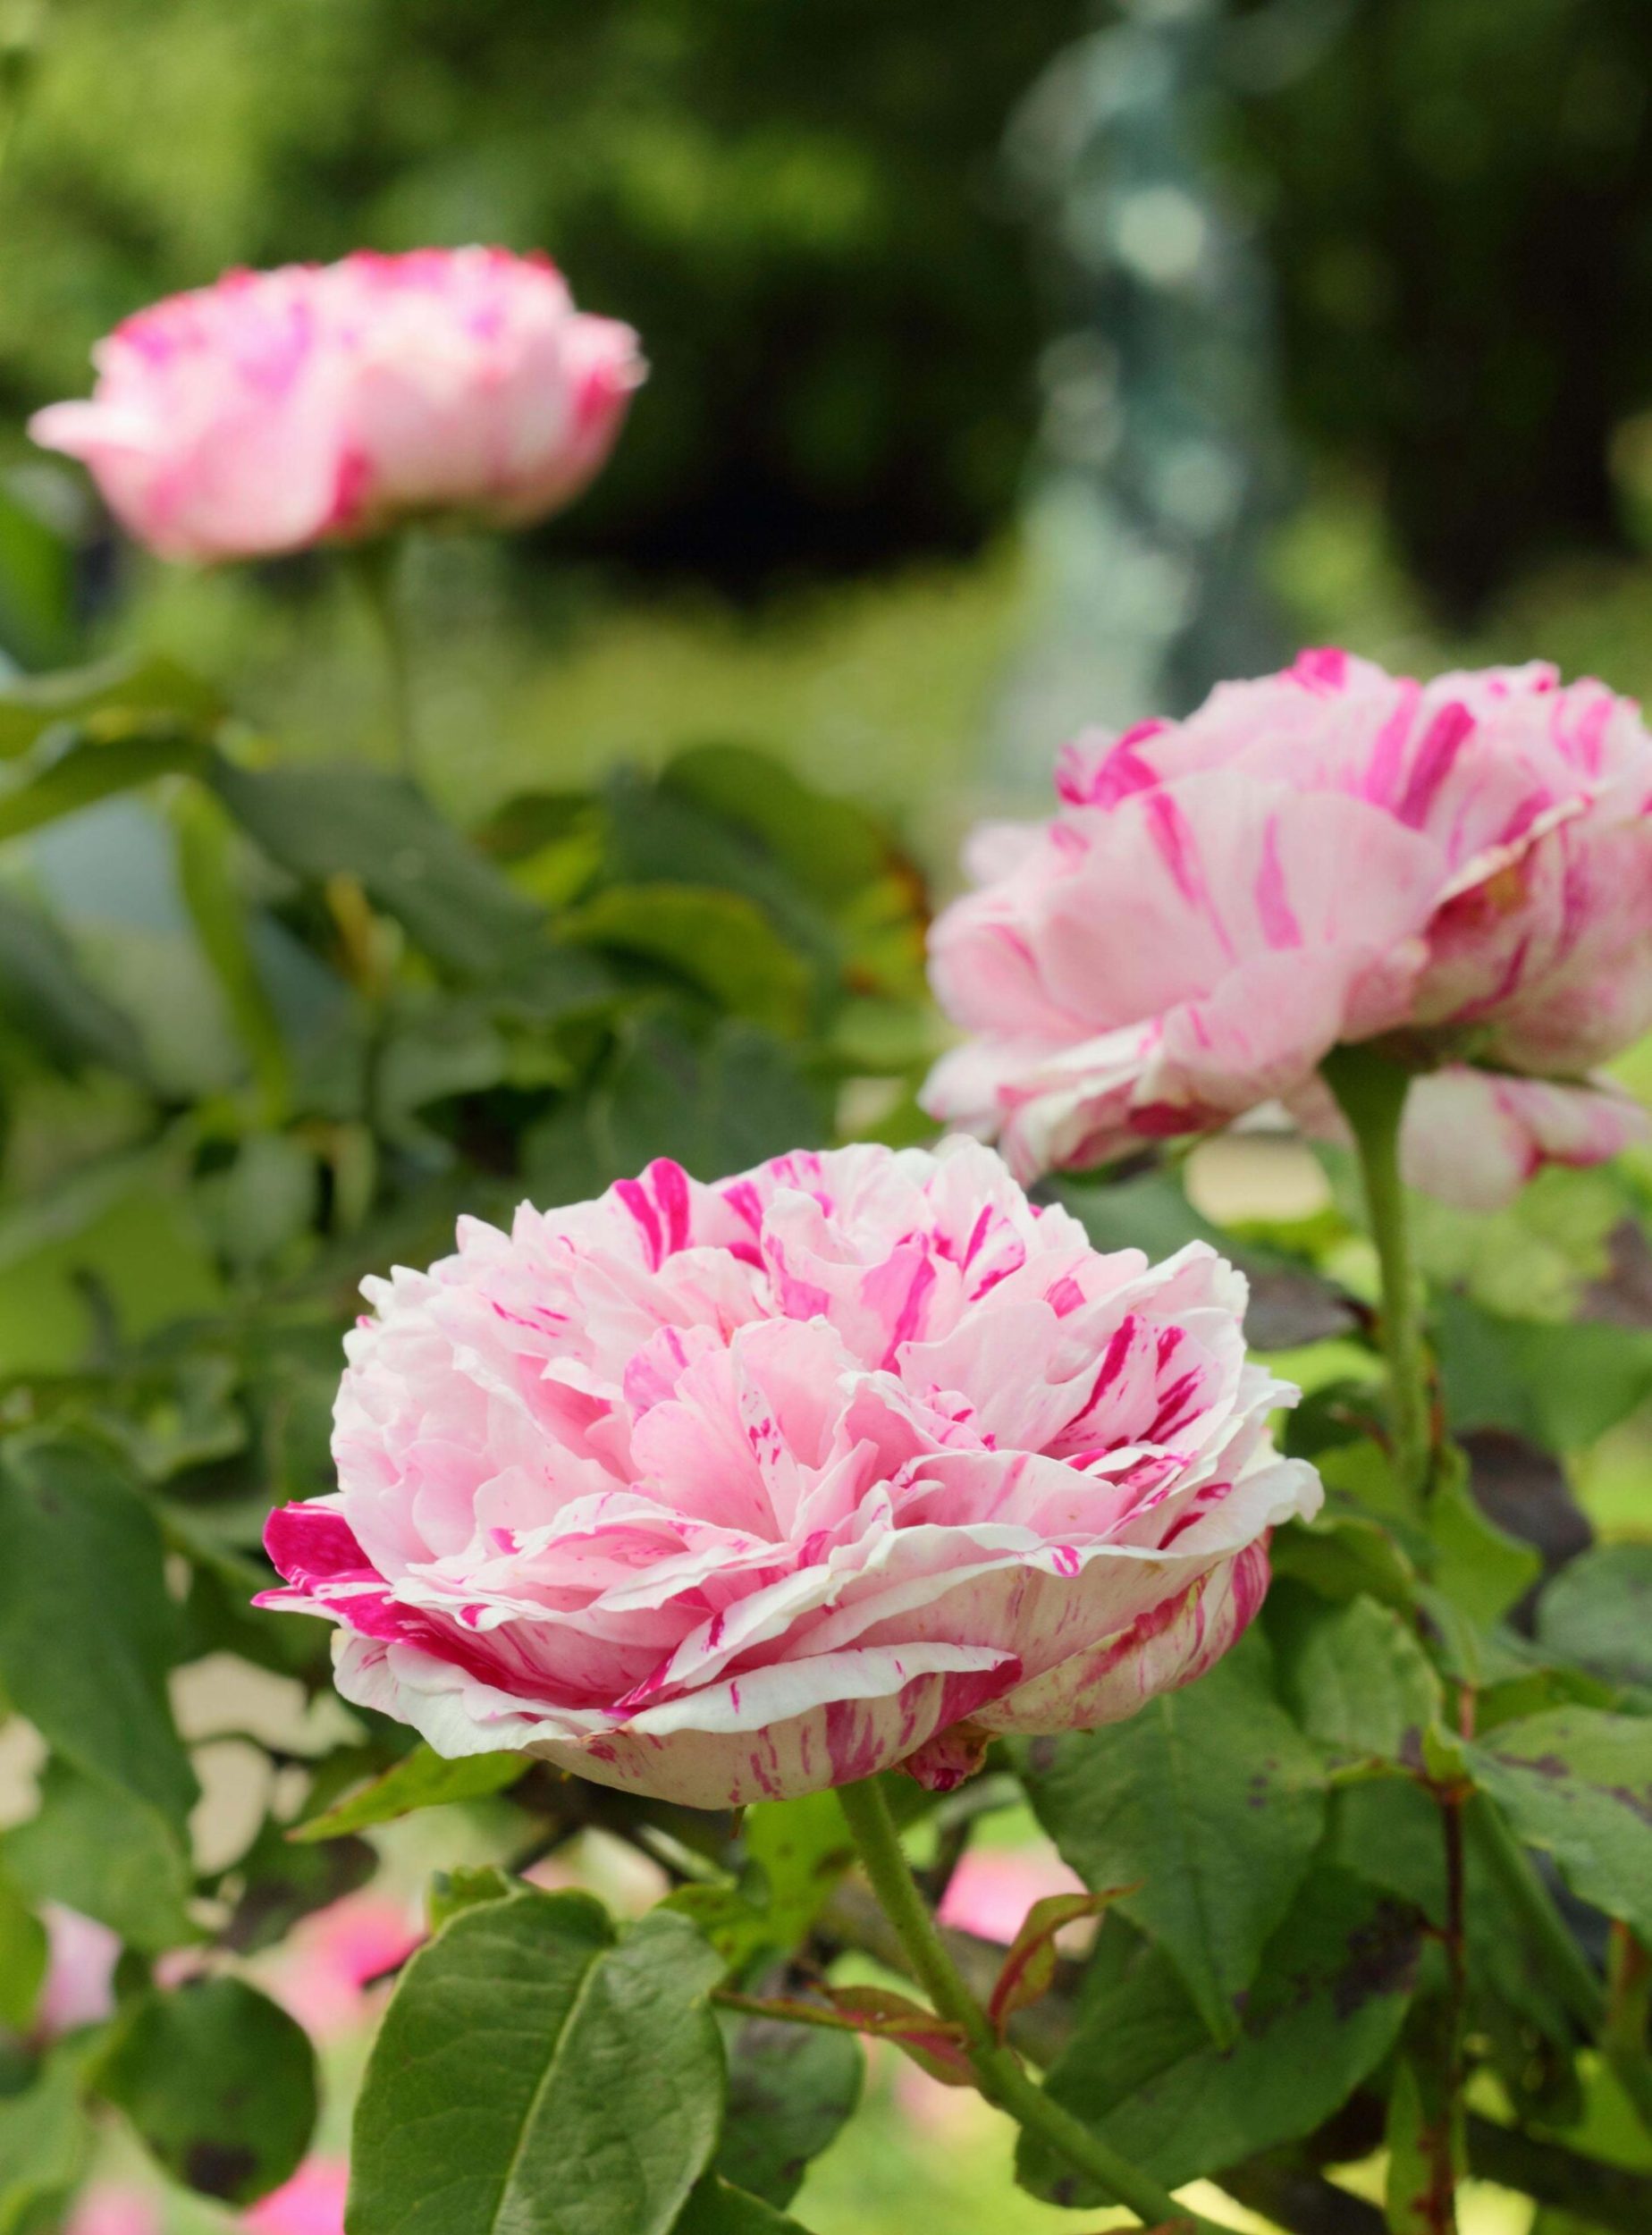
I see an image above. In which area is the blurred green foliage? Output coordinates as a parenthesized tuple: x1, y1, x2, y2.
(0, 0, 1084, 592)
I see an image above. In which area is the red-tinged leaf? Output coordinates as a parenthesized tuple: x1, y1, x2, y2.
(713, 1987, 974, 2086)
(987, 1888, 1129, 2038)
(824, 1985, 975, 2086)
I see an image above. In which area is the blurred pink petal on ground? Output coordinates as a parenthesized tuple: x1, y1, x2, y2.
(937, 1844, 1083, 1943)
(926, 652, 1652, 1195)
(244, 2158, 350, 2235)
(63, 2186, 163, 2235)
(29, 248, 643, 561)
(259, 1138, 1319, 1807)
(266, 1893, 421, 2039)
(36, 1903, 120, 2037)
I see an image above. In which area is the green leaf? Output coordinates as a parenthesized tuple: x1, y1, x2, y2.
(1426, 1446, 1541, 1625)
(662, 745, 886, 904)
(1016, 1867, 1422, 2202)
(220, 1815, 376, 1956)
(1277, 1594, 1443, 1762)
(1437, 1295, 1652, 1452)
(714, 2016, 861, 2208)
(93, 1978, 317, 2204)
(1268, 1506, 1419, 1608)
(4, 1758, 196, 1953)
(672, 2176, 813, 2235)
(0, 2053, 93, 2234)
(0, 654, 223, 759)
(428, 1867, 513, 1933)
(348, 1892, 726, 2235)
(562, 883, 812, 1036)
(169, 785, 291, 1116)
(743, 1792, 855, 1946)
(1467, 1709, 1652, 1942)
(0, 1436, 197, 1833)
(206, 760, 603, 991)
(987, 1892, 1122, 2036)
(1538, 1544, 1652, 1691)
(0, 1870, 45, 2034)
(0, 890, 148, 1080)
(291, 1743, 527, 1842)
(558, 1011, 827, 1190)
(0, 724, 208, 840)
(1018, 1629, 1328, 2046)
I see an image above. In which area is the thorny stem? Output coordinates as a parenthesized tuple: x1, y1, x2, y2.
(1321, 1045, 1432, 1510)
(836, 1775, 1229, 2234)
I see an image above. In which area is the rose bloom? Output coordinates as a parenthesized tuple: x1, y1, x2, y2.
(63, 2188, 162, 2235)
(30, 247, 642, 561)
(259, 1140, 1319, 1809)
(244, 2160, 350, 2235)
(35, 1903, 120, 2039)
(925, 650, 1652, 1207)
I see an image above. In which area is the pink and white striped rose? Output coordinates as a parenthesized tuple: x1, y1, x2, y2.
(925, 651, 1652, 1205)
(258, 1139, 1319, 1808)
(30, 248, 643, 561)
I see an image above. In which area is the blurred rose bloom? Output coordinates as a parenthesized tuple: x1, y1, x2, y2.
(36, 1902, 120, 2038)
(259, 1139, 1318, 1808)
(63, 2186, 162, 2235)
(937, 1844, 1084, 1943)
(925, 651, 1652, 1207)
(30, 247, 643, 561)
(244, 2158, 350, 2235)
(265, 1891, 421, 2041)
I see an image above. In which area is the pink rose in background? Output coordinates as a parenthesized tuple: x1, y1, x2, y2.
(35, 1903, 120, 2038)
(63, 2186, 162, 2235)
(258, 1139, 1319, 1809)
(937, 1845, 1084, 1944)
(244, 2158, 349, 2235)
(265, 1892, 421, 2041)
(925, 651, 1652, 1206)
(30, 248, 643, 561)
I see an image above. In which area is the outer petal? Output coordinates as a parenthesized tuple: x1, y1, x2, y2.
(334, 1628, 1022, 1808)
(1397, 1067, 1650, 1211)
(978, 1538, 1272, 1733)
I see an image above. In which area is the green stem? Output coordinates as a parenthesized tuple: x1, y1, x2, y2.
(1322, 1045, 1431, 1508)
(348, 536, 418, 781)
(1469, 1796, 1652, 2144)
(836, 1776, 1228, 2233)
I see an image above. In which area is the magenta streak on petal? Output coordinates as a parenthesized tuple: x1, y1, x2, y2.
(1079, 1316, 1138, 1422)
(957, 1205, 993, 1270)
(881, 1254, 939, 1367)
(648, 1158, 692, 1255)
(331, 1588, 543, 1698)
(265, 1503, 373, 1584)
(1364, 679, 1422, 802)
(1454, 932, 1532, 1023)
(1293, 646, 1348, 694)
(1395, 702, 1474, 828)
(1147, 1369, 1201, 1442)
(1144, 792, 1234, 960)
(1255, 817, 1303, 949)
(721, 1180, 764, 1236)
(1155, 1326, 1184, 1368)
(1569, 693, 1612, 778)
(613, 1178, 664, 1269)
(1045, 1274, 1084, 1320)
